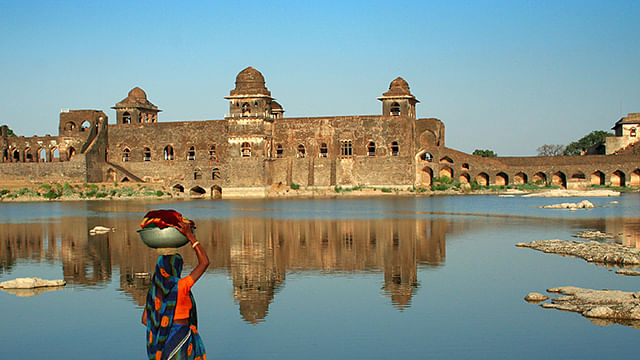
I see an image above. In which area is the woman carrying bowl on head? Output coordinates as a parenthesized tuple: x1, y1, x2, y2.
(141, 211, 210, 360)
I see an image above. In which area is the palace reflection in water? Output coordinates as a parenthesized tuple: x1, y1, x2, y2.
(2, 214, 638, 323)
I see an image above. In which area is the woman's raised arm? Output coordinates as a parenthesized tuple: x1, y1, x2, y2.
(176, 222, 210, 283)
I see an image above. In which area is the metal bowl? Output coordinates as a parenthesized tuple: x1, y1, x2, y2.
(137, 226, 194, 249)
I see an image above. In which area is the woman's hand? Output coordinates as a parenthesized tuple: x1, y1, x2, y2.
(176, 221, 196, 242)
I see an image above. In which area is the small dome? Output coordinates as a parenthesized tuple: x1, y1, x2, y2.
(113, 86, 159, 111)
(236, 67, 265, 87)
(271, 100, 283, 110)
(380, 76, 416, 99)
(229, 66, 271, 97)
(128, 87, 147, 100)
(385, 77, 411, 95)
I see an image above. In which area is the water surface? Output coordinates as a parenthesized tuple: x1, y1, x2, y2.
(1, 194, 639, 359)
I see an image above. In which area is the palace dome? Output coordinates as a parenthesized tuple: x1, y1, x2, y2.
(113, 86, 159, 111)
(128, 87, 147, 100)
(230, 67, 271, 97)
(382, 77, 412, 97)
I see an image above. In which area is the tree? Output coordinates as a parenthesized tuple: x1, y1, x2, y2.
(563, 130, 613, 156)
(472, 149, 497, 158)
(536, 144, 565, 156)
(0, 125, 16, 137)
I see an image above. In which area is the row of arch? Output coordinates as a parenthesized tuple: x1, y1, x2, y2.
(121, 111, 157, 124)
(63, 121, 92, 132)
(171, 184, 223, 199)
(280, 141, 401, 158)
(118, 140, 405, 162)
(1, 146, 75, 163)
(420, 167, 640, 188)
(121, 145, 219, 162)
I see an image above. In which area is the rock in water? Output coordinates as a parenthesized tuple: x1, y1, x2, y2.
(524, 292, 550, 302)
(89, 225, 113, 235)
(537, 286, 640, 325)
(0, 277, 66, 289)
(516, 239, 640, 265)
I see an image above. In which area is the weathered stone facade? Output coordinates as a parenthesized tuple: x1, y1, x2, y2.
(1, 67, 639, 196)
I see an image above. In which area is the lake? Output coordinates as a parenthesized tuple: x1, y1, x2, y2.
(1, 194, 639, 359)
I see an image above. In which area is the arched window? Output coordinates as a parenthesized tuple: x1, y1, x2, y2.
(122, 148, 130, 162)
(297, 144, 306, 158)
(164, 145, 174, 160)
(276, 144, 283, 158)
(631, 128, 637, 137)
(122, 112, 131, 124)
(81, 121, 90, 131)
(143, 147, 151, 161)
(390, 102, 401, 116)
(242, 103, 251, 117)
(212, 168, 220, 180)
(12, 148, 20, 162)
(38, 148, 47, 162)
(390, 141, 399, 156)
(420, 152, 433, 162)
(193, 168, 202, 180)
(64, 122, 76, 131)
(52, 148, 60, 161)
(367, 142, 376, 156)
(241, 142, 251, 157)
(24, 147, 33, 162)
(187, 146, 196, 160)
(319, 143, 328, 158)
(67, 147, 75, 161)
(209, 145, 217, 160)
(2, 148, 8, 163)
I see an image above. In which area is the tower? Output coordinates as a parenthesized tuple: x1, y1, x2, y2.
(225, 67, 283, 120)
(377, 77, 419, 119)
(112, 87, 161, 125)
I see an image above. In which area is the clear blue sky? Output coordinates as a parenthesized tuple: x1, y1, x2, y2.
(1, 0, 638, 156)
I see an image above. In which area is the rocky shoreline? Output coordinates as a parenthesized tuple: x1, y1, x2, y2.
(518, 239, 640, 328)
(525, 287, 640, 329)
(516, 239, 640, 266)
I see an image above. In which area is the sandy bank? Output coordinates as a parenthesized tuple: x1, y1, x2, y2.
(522, 189, 620, 197)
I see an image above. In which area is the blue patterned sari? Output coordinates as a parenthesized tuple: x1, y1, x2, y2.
(145, 255, 206, 360)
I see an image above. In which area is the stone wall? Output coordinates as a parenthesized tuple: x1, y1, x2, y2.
(0, 155, 88, 182)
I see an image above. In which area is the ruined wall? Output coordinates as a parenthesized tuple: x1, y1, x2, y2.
(0, 155, 88, 182)
(272, 115, 416, 187)
(107, 119, 266, 190)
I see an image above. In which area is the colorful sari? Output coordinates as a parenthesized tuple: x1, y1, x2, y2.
(146, 255, 206, 360)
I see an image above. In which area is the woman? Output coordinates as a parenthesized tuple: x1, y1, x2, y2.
(142, 221, 210, 360)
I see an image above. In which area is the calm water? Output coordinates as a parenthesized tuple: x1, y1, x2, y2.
(1, 194, 639, 359)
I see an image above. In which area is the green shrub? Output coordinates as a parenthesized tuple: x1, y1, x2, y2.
(381, 187, 392, 193)
(290, 183, 300, 190)
(43, 189, 60, 200)
(0, 189, 9, 196)
(95, 192, 108, 198)
(431, 183, 450, 191)
(156, 190, 164, 197)
(433, 176, 454, 184)
(39, 183, 52, 190)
